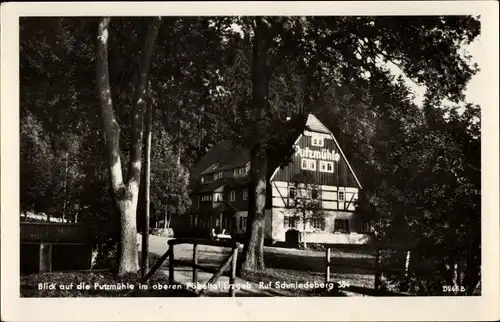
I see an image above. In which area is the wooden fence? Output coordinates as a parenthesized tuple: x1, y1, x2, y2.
(20, 222, 89, 244)
(324, 242, 415, 294)
(142, 238, 241, 297)
(20, 222, 93, 273)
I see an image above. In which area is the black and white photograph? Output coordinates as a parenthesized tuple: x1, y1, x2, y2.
(1, 1, 499, 321)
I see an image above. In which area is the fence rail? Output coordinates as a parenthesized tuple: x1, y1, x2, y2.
(20, 222, 89, 244)
(324, 242, 416, 292)
(142, 238, 241, 297)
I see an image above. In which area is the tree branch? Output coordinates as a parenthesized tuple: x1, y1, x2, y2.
(97, 17, 125, 195)
(127, 17, 162, 188)
(363, 38, 421, 88)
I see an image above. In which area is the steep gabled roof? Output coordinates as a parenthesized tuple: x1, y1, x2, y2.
(306, 114, 362, 189)
(200, 143, 249, 176)
(190, 140, 234, 180)
(305, 114, 331, 134)
(191, 113, 362, 190)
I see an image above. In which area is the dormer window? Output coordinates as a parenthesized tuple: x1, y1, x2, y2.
(312, 135, 324, 147)
(234, 167, 246, 176)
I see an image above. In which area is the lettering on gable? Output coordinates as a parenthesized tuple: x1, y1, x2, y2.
(294, 146, 340, 162)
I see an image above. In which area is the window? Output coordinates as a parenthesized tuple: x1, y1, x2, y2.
(214, 172, 223, 180)
(361, 220, 371, 233)
(284, 216, 298, 229)
(240, 217, 247, 230)
(312, 188, 319, 199)
(309, 160, 316, 170)
(319, 161, 334, 173)
(301, 158, 316, 171)
(234, 167, 246, 176)
(243, 189, 248, 200)
(230, 190, 235, 202)
(214, 192, 223, 202)
(288, 187, 296, 206)
(201, 177, 205, 183)
(312, 136, 324, 147)
(334, 219, 350, 232)
(193, 216, 198, 227)
(338, 191, 345, 202)
(311, 218, 325, 230)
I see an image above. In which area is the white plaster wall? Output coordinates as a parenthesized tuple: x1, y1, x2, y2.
(271, 208, 287, 241)
(273, 181, 358, 211)
(270, 208, 369, 243)
(304, 232, 372, 244)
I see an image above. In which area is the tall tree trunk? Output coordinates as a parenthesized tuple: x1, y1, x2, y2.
(241, 17, 270, 272)
(242, 151, 267, 271)
(302, 214, 307, 249)
(62, 152, 69, 222)
(141, 96, 152, 277)
(97, 17, 161, 276)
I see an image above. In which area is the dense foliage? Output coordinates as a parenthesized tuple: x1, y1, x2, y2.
(20, 16, 481, 293)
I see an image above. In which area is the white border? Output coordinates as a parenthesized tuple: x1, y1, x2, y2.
(1, 2, 499, 321)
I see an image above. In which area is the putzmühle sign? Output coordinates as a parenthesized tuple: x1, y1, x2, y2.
(294, 146, 339, 162)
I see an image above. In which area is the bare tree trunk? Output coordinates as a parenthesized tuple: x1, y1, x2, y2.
(62, 152, 69, 222)
(165, 212, 171, 229)
(302, 215, 307, 249)
(242, 153, 267, 271)
(96, 17, 161, 276)
(405, 250, 411, 277)
(141, 95, 152, 277)
(240, 17, 272, 272)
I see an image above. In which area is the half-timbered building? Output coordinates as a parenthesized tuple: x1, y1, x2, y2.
(176, 114, 372, 245)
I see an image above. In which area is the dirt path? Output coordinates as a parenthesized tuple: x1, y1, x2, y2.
(138, 234, 377, 297)
(137, 234, 291, 296)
